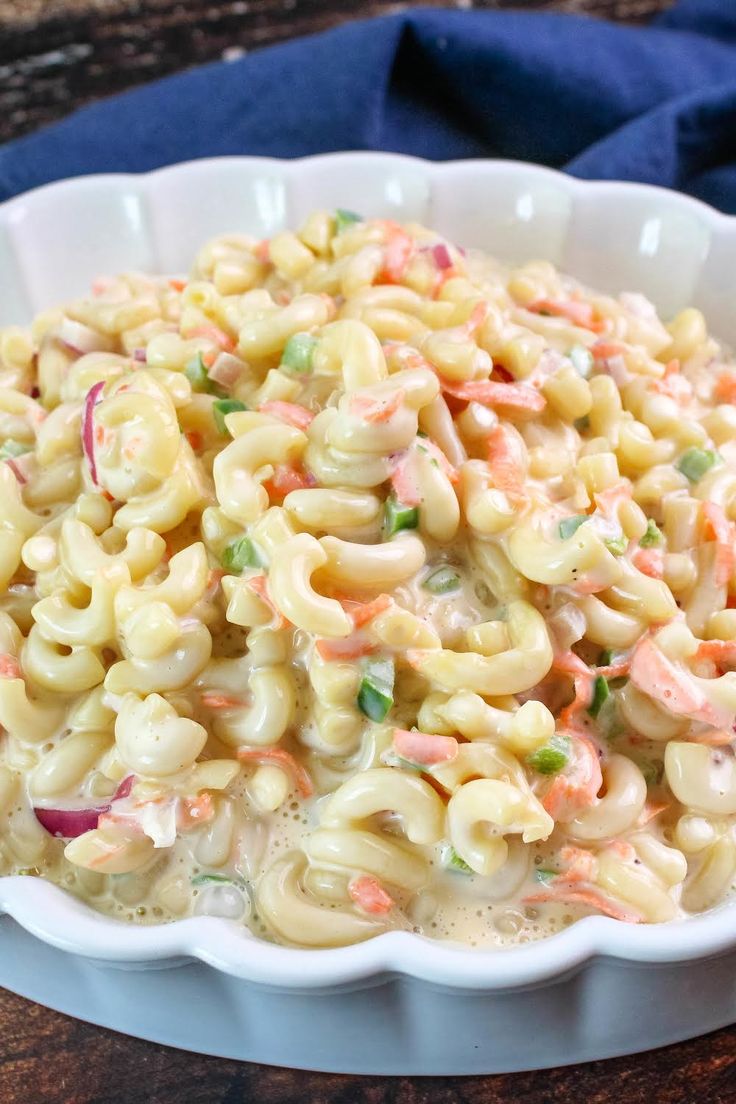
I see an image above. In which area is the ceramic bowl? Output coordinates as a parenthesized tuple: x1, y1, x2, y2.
(1, 154, 734, 1071)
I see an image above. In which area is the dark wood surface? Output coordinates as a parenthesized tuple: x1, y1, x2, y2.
(4, 0, 730, 1100)
(0, 983, 734, 1104)
(0, 0, 675, 143)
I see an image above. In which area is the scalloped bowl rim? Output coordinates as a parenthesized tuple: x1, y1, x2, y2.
(4, 151, 736, 233)
(1, 152, 735, 990)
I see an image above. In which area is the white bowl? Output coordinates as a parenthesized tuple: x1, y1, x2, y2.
(1, 154, 735, 1072)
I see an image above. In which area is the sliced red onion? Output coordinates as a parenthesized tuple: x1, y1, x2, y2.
(549, 602, 587, 651)
(600, 354, 630, 387)
(113, 774, 135, 801)
(82, 380, 105, 486)
(208, 352, 246, 389)
(34, 773, 137, 839)
(432, 243, 453, 270)
(57, 316, 113, 356)
(492, 365, 514, 383)
(132, 347, 147, 363)
(4, 451, 36, 484)
(5, 458, 26, 484)
(34, 803, 110, 839)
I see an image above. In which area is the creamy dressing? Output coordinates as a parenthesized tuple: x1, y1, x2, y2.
(1, 216, 736, 951)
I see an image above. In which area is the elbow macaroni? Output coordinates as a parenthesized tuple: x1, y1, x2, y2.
(1, 210, 735, 947)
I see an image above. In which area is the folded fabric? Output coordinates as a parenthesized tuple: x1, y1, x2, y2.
(1, 0, 735, 211)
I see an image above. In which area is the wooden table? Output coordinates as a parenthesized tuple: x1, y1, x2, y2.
(5, 0, 733, 1100)
(1, 0, 674, 143)
(0, 985, 734, 1102)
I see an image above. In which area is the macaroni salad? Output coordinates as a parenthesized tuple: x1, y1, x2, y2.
(1, 209, 735, 949)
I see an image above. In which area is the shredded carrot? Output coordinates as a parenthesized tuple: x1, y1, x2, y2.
(259, 400, 315, 431)
(593, 478, 632, 522)
(629, 636, 730, 728)
(701, 501, 735, 587)
(263, 463, 315, 503)
(486, 423, 526, 494)
(254, 240, 270, 264)
(630, 637, 701, 713)
(591, 340, 626, 360)
(456, 300, 488, 338)
(542, 732, 602, 821)
(528, 299, 605, 332)
(595, 659, 631, 679)
(348, 389, 405, 424)
(439, 376, 546, 416)
(649, 360, 692, 403)
(200, 692, 249, 710)
(0, 654, 21, 679)
(390, 453, 422, 507)
(523, 883, 642, 923)
(319, 293, 338, 321)
(385, 346, 433, 373)
(315, 634, 376, 661)
(392, 727, 459, 766)
(183, 324, 236, 353)
(552, 652, 595, 729)
(382, 227, 414, 284)
(632, 547, 664, 580)
(348, 875, 394, 915)
(689, 729, 735, 746)
(179, 792, 215, 829)
(559, 845, 598, 883)
(121, 434, 145, 461)
(342, 593, 393, 629)
(557, 687, 592, 731)
(168, 278, 187, 292)
(87, 838, 138, 869)
(608, 839, 637, 862)
(185, 429, 204, 452)
(552, 651, 592, 679)
(236, 747, 313, 797)
(636, 801, 670, 827)
(405, 649, 427, 672)
(714, 372, 736, 406)
(695, 639, 736, 669)
(246, 573, 290, 630)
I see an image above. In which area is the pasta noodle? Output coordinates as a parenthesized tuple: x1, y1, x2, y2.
(1, 209, 735, 948)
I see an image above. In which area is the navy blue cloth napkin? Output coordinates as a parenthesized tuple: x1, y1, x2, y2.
(1, 0, 735, 210)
